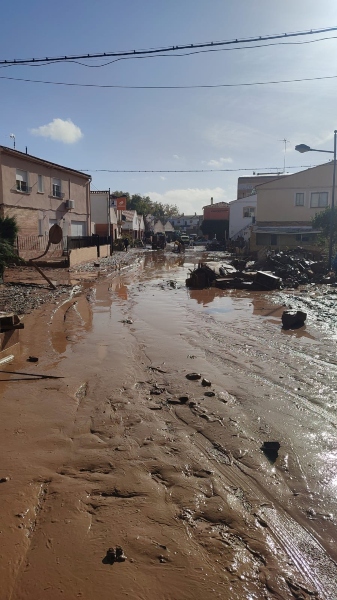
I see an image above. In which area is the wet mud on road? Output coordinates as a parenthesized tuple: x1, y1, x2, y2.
(1, 248, 337, 599)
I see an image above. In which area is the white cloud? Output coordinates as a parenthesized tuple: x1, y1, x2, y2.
(147, 187, 228, 215)
(160, 176, 167, 181)
(173, 154, 180, 160)
(30, 118, 83, 144)
(206, 157, 233, 167)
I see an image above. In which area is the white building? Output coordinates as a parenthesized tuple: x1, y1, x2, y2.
(228, 194, 257, 241)
(169, 214, 202, 232)
(121, 210, 144, 239)
(90, 190, 118, 237)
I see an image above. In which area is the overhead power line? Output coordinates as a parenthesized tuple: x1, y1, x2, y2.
(0, 26, 336, 66)
(1, 35, 337, 70)
(1, 73, 337, 89)
(79, 165, 319, 173)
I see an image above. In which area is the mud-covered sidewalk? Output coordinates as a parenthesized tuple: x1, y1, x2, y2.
(1, 249, 337, 600)
(0, 250, 141, 315)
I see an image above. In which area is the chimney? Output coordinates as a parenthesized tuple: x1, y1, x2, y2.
(210, 197, 213, 205)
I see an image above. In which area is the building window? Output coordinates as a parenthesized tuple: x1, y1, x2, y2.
(52, 178, 62, 198)
(243, 206, 255, 218)
(16, 169, 29, 192)
(295, 193, 304, 206)
(310, 192, 328, 208)
(38, 175, 44, 193)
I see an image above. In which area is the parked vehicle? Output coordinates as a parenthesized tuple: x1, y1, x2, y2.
(179, 234, 190, 244)
(152, 233, 167, 250)
(194, 237, 207, 246)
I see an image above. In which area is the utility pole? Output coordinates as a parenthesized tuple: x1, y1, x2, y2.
(108, 187, 113, 255)
(279, 138, 290, 173)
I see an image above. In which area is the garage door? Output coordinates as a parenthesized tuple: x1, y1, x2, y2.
(71, 221, 86, 236)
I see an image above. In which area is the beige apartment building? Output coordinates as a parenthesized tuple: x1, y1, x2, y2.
(250, 162, 333, 251)
(0, 146, 91, 238)
(237, 174, 283, 199)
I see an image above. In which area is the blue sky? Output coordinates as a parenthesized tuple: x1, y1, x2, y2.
(2, 0, 337, 214)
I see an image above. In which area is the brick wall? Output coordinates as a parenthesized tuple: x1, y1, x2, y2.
(4, 206, 39, 237)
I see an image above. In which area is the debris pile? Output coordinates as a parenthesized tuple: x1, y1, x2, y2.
(263, 250, 330, 287)
(186, 263, 217, 288)
(186, 248, 331, 290)
(186, 263, 281, 291)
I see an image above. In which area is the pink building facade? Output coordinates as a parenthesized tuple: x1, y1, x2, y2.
(0, 146, 91, 238)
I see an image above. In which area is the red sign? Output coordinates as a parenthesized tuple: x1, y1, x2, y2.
(116, 196, 127, 210)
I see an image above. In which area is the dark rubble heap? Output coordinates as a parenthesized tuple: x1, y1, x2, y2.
(186, 248, 334, 291)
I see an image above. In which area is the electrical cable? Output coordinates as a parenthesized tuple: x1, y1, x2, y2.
(0, 26, 336, 66)
(79, 165, 321, 173)
(1, 73, 337, 89)
(1, 34, 337, 70)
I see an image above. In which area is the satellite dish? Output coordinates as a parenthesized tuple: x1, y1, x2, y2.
(48, 224, 63, 245)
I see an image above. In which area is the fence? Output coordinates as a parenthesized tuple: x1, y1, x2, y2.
(16, 234, 113, 261)
(16, 234, 65, 260)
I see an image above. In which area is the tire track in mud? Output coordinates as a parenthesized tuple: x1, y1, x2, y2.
(260, 506, 337, 600)
(8, 480, 50, 600)
(184, 312, 337, 428)
(172, 405, 337, 599)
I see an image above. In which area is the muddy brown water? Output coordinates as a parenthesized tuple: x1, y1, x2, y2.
(1, 249, 337, 599)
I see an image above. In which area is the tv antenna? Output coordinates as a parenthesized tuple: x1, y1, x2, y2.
(279, 138, 290, 173)
(9, 133, 15, 149)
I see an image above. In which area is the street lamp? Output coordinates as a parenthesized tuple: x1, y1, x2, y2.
(295, 130, 337, 271)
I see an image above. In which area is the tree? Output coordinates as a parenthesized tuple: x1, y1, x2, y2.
(112, 190, 179, 220)
(0, 216, 21, 277)
(311, 208, 337, 246)
(200, 219, 228, 241)
(0, 216, 19, 245)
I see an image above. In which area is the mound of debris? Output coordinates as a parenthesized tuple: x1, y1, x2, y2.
(186, 262, 281, 291)
(186, 248, 332, 290)
(262, 249, 330, 287)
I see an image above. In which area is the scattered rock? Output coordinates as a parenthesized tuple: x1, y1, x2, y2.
(115, 546, 127, 562)
(104, 546, 127, 564)
(0, 477, 9, 483)
(282, 310, 307, 330)
(106, 547, 116, 563)
(27, 356, 38, 362)
(204, 391, 215, 397)
(178, 396, 189, 404)
(186, 372, 201, 381)
(201, 378, 212, 387)
(261, 441, 280, 463)
(121, 318, 133, 324)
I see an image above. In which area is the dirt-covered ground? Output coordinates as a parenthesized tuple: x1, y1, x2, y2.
(0, 247, 337, 599)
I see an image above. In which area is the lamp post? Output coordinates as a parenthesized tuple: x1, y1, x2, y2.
(295, 130, 337, 270)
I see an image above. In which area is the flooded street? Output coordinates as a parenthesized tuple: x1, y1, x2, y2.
(1, 248, 337, 599)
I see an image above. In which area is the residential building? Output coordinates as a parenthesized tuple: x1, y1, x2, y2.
(228, 194, 257, 241)
(153, 219, 165, 234)
(0, 146, 91, 238)
(90, 190, 118, 238)
(237, 174, 283, 199)
(250, 163, 332, 251)
(169, 213, 203, 234)
(121, 210, 144, 239)
(203, 199, 229, 221)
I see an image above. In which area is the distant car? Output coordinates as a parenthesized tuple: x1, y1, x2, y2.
(193, 238, 207, 246)
(179, 235, 190, 244)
